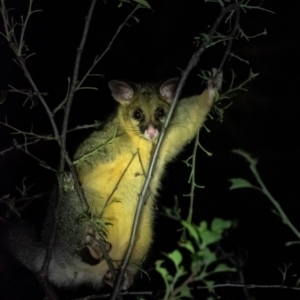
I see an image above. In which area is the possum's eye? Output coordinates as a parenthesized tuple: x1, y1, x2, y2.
(133, 108, 144, 121)
(156, 107, 166, 119)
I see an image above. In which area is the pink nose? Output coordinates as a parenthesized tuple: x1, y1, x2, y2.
(144, 125, 158, 140)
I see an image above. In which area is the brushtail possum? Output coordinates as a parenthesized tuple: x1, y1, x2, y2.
(6, 72, 222, 290)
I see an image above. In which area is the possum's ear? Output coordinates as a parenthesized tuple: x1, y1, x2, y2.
(109, 80, 135, 104)
(159, 78, 179, 102)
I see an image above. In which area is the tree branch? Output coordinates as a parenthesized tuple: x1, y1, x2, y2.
(197, 283, 300, 291)
(76, 4, 142, 91)
(40, 0, 97, 276)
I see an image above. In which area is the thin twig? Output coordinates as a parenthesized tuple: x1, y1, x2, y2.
(233, 150, 300, 241)
(67, 122, 101, 133)
(73, 131, 117, 165)
(40, 0, 97, 276)
(73, 290, 154, 300)
(197, 283, 300, 291)
(217, 245, 249, 299)
(71, 283, 300, 300)
(217, 5, 240, 73)
(186, 131, 201, 226)
(169, 272, 196, 300)
(15, 58, 61, 142)
(0, 138, 41, 155)
(76, 4, 141, 90)
(0, 120, 55, 140)
(100, 150, 139, 218)
(17, 146, 57, 172)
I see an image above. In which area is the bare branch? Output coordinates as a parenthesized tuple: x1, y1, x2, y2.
(76, 4, 142, 90)
(73, 290, 154, 300)
(0, 138, 41, 155)
(71, 283, 300, 300)
(40, 0, 97, 277)
(67, 122, 102, 133)
(16, 145, 57, 172)
(197, 283, 300, 291)
(0, 120, 55, 140)
(217, 5, 240, 72)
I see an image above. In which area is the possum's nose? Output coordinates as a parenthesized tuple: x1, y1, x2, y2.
(143, 124, 159, 140)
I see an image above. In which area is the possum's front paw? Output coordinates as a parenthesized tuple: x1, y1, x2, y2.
(85, 228, 111, 262)
(104, 269, 133, 290)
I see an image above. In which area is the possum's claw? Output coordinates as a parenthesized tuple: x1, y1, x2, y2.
(85, 228, 111, 261)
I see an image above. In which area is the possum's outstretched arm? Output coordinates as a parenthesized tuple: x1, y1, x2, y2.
(153, 71, 222, 185)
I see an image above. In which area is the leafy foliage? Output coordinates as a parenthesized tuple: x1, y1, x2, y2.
(156, 218, 236, 299)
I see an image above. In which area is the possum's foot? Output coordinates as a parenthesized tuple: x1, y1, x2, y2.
(85, 228, 111, 262)
(104, 269, 133, 290)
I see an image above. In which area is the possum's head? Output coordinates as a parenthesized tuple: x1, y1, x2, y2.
(109, 78, 178, 141)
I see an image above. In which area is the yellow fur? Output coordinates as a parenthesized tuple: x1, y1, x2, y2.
(74, 80, 218, 281)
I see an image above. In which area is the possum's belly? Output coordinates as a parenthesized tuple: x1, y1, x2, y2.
(79, 151, 147, 214)
(78, 152, 153, 269)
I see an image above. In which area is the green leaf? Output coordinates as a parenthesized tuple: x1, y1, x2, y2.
(200, 230, 221, 248)
(179, 240, 195, 253)
(211, 218, 232, 234)
(182, 221, 200, 243)
(155, 260, 169, 278)
(232, 149, 258, 166)
(286, 241, 300, 247)
(167, 250, 183, 270)
(191, 259, 203, 273)
(198, 220, 208, 232)
(177, 265, 187, 277)
(179, 286, 193, 298)
(212, 263, 236, 273)
(133, 16, 140, 23)
(200, 33, 210, 43)
(203, 280, 215, 292)
(133, 0, 151, 9)
(198, 248, 217, 265)
(214, 90, 220, 101)
(228, 178, 253, 190)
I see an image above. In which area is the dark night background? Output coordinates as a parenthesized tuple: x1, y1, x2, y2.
(0, 0, 300, 299)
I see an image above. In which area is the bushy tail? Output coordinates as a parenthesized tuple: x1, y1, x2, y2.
(1, 220, 45, 272)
